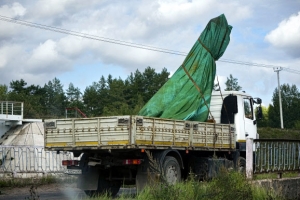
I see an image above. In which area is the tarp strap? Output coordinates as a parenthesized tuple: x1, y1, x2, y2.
(198, 39, 214, 59)
(181, 64, 214, 120)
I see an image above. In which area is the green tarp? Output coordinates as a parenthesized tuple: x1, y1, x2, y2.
(138, 14, 232, 121)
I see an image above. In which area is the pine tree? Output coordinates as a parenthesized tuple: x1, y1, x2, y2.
(224, 74, 242, 91)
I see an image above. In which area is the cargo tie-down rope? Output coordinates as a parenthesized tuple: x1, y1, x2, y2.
(180, 38, 217, 122)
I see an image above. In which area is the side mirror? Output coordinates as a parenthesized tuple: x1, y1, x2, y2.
(253, 98, 262, 104)
(256, 106, 263, 120)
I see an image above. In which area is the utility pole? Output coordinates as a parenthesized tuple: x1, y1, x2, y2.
(273, 67, 284, 129)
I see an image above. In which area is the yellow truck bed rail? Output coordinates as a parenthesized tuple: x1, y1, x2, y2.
(44, 115, 235, 151)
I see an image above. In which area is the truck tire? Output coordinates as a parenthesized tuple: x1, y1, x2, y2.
(162, 156, 181, 184)
(84, 176, 121, 197)
(238, 157, 246, 175)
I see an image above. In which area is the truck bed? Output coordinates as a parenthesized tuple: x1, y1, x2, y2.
(44, 115, 235, 151)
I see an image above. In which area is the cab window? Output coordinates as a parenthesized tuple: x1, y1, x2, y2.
(243, 98, 253, 119)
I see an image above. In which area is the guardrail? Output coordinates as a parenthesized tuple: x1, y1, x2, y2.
(254, 139, 300, 173)
(0, 145, 78, 177)
(246, 138, 300, 179)
(0, 101, 23, 120)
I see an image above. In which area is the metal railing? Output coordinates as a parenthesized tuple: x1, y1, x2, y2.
(0, 101, 23, 119)
(0, 145, 78, 176)
(254, 139, 300, 173)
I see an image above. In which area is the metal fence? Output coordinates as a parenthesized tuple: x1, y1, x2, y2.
(254, 139, 300, 173)
(0, 101, 23, 116)
(0, 145, 77, 176)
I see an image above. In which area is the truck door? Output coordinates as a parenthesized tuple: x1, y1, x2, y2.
(243, 98, 257, 139)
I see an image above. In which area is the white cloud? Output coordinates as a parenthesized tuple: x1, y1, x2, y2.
(27, 40, 71, 74)
(0, 2, 26, 17)
(265, 12, 300, 57)
(0, 3, 27, 39)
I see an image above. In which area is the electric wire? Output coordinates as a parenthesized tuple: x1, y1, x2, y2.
(1, 15, 300, 75)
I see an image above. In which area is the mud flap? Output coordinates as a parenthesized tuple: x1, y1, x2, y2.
(77, 167, 99, 190)
(136, 170, 160, 193)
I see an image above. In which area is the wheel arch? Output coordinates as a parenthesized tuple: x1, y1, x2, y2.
(155, 150, 184, 170)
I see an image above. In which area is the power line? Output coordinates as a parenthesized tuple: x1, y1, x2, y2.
(1, 15, 300, 75)
(0, 15, 187, 56)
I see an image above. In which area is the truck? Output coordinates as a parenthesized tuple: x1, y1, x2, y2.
(44, 90, 262, 196)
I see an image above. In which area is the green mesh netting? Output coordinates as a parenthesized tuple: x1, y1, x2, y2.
(139, 14, 232, 121)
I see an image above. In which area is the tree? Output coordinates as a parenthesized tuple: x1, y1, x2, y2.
(268, 84, 300, 129)
(0, 84, 8, 100)
(256, 105, 270, 127)
(66, 83, 83, 107)
(6, 80, 46, 118)
(83, 82, 101, 117)
(125, 67, 169, 108)
(43, 78, 67, 118)
(225, 74, 242, 91)
(10, 79, 27, 93)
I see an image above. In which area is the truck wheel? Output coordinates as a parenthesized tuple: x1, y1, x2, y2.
(84, 177, 121, 197)
(238, 157, 246, 175)
(162, 156, 181, 184)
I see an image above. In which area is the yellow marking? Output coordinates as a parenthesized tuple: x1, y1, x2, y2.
(174, 142, 189, 146)
(237, 140, 246, 143)
(75, 141, 98, 146)
(107, 140, 129, 145)
(46, 142, 68, 147)
(136, 140, 153, 145)
(192, 143, 233, 148)
(153, 141, 173, 145)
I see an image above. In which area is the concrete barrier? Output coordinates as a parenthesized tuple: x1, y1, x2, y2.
(254, 177, 300, 199)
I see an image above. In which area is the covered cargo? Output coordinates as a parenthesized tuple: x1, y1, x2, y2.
(139, 14, 232, 122)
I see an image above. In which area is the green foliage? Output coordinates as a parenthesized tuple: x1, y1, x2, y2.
(2, 67, 169, 119)
(0, 84, 8, 100)
(269, 83, 300, 129)
(0, 176, 57, 188)
(257, 105, 270, 127)
(258, 127, 300, 139)
(224, 74, 242, 91)
(135, 171, 282, 200)
(43, 78, 67, 118)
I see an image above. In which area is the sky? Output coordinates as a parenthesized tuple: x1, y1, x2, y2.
(0, 0, 300, 106)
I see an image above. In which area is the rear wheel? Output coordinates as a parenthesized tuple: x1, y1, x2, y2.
(162, 156, 181, 184)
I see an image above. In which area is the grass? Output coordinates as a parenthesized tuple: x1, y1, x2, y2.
(258, 127, 300, 139)
(142, 170, 283, 200)
(81, 170, 284, 200)
(254, 171, 300, 180)
(0, 175, 77, 188)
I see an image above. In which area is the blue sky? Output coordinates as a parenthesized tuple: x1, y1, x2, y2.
(0, 0, 300, 106)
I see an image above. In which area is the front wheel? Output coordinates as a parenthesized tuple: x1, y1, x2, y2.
(162, 156, 181, 184)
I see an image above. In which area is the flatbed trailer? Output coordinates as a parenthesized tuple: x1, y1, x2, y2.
(45, 115, 235, 151)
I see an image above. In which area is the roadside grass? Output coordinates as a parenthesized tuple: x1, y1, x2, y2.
(254, 171, 299, 180)
(0, 175, 77, 188)
(258, 127, 300, 139)
(137, 170, 283, 200)
(84, 170, 284, 200)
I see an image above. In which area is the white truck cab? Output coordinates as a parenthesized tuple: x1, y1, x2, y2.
(211, 91, 261, 152)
